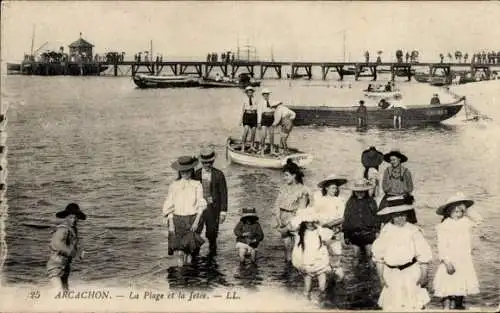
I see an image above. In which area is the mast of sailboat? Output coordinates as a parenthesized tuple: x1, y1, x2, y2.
(150, 39, 153, 62)
(343, 29, 346, 62)
(30, 25, 35, 57)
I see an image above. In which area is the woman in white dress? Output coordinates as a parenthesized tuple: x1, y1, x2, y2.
(372, 198, 433, 311)
(433, 193, 483, 310)
(311, 174, 348, 256)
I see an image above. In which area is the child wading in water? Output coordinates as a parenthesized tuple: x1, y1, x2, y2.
(433, 193, 483, 310)
(234, 207, 264, 264)
(289, 209, 342, 300)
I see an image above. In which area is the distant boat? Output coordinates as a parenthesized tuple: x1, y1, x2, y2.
(200, 73, 261, 88)
(363, 87, 402, 99)
(226, 137, 313, 169)
(288, 97, 466, 128)
(132, 74, 200, 89)
(7, 63, 21, 72)
(414, 73, 430, 83)
(429, 76, 451, 86)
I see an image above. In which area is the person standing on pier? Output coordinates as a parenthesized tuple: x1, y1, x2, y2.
(194, 148, 228, 257)
(240, 86, 258, 152)
(270, 101, 296, 156)
(257, 88, 276, 155)
(47, 203, 86, 292)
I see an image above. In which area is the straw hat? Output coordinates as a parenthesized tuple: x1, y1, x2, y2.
(347, 178, 374, 191)
(171, 156, 198, 171)
(436, 192, 474, 216)
(293, 208, 321, 224)
(317, 174, 348, 188)
(367, 168, 379, 180)
(56, 203, 87, 220)
(377, 197, 414, 216)
(261, 88, 271, 95)
(244, 86, 255, 93)
(199, 147, 216, 162)
(383, 150, 408, 163)
(240, 207, 259, 220)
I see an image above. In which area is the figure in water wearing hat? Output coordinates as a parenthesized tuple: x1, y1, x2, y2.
(163, 156, 207, 266)
(257, 88, 276, 155)
(273, 159, 311, 263)
(233, 208, 264, 264)
(270, 100, 296, 156)
(433, 193, 483, 310)
(47, 203, 86, 292)
(194, 148, 228, 257)
(289, 209, 342, 300)
(342, 179, 380, 263)
(372, 199, 433, 311)
(240, 86, 258, 152)
(379, 150, 416, 224)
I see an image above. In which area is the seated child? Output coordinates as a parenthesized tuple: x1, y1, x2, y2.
(234, 207, 264, 264)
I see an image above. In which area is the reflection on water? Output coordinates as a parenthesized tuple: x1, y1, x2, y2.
(2, 76, 499, 309)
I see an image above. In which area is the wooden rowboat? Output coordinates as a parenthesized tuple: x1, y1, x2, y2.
(226, 137, 313, 169)
(288, 97, 465, 128)
(132, 74, 200, 89)
(363, 90, 402, 99)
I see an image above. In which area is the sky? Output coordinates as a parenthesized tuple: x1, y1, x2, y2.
(2, 1, 500, 63)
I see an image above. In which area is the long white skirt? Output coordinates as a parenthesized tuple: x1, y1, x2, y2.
(378, 263, 430, 311)
(433, 258, 479, 297)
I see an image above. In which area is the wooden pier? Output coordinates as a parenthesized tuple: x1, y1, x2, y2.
(16, 59, 500, 81)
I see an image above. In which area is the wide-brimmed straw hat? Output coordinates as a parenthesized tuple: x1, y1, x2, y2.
(317, 174, 348, 188)
(383, 150, 408, 163)
(244, 86, 255, 93)
(347, 178, 374, 191)
(171, 156, 199, 171)
(261, 88, 271, 95)
(294, 208, 321, 224)
(270, 100, 283, 108)
(199, 147, 216, 162)
(56, 203, 86, 220)
(326, 217, 344, 228)
(377, 197, 414, 216)
(436, 192, 474, 216)
(241, 207, 259, 220)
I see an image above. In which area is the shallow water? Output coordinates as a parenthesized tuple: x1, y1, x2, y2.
(1, 75, 499, 309)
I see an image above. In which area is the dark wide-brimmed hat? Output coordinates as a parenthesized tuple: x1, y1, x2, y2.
(317, 174, 348, 188)
(171, 156, 199, 171)
(436, 192, 474, 216)
(377, 196, 414, 216)
(199, 147, 216, 162)
(241, 207, 259, 220)
(383, 150, 408, 163)
(56, 203, 86, 220)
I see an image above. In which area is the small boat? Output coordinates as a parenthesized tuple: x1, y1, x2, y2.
(226, 137, 313, 169)
(414, 73, 430, 83)
(363, 89, 402, 99)
(288, 97, 466, 128)
(7, 63, 21, 73)
(199, 79, 261, 88)
(132, 74, 200, 89)
(200, 73, 261, 88)
(429, 76, 450, 86)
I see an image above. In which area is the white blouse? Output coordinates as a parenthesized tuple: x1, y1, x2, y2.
(436, 216, 480, 263)
(162, 179, 207, 216)
(311, 191, 346, 225)
(372, 222, 432, 266)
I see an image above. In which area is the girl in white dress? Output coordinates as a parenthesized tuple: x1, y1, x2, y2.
(433, 193, 483, 310)
(372, 198, 433, 311)
(311, 174, 348, 256)
(288, 209, 341, 300)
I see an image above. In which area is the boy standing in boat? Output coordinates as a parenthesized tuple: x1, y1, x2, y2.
(257, 88, 276, 155)
(270, 101, 296, 156)
(47, 203, 86, 292)
(240, 86, 258, 152)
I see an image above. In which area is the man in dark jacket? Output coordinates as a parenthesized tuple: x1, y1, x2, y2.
(194, 148, 228, 257)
